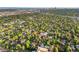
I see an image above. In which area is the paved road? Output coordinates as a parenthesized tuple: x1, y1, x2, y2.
(0, 47, 8, 52)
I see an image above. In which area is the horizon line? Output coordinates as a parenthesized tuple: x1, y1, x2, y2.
(0, 7, 79, 9)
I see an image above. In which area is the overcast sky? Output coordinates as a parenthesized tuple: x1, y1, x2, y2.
(0, 0, 78, 8)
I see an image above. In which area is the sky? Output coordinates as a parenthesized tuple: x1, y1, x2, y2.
(0, 0, 79, 8)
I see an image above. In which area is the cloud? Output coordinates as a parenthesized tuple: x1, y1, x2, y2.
(0, 0, 78, 8)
